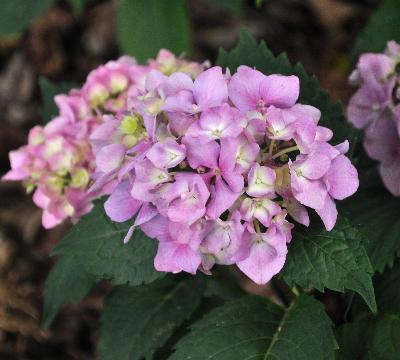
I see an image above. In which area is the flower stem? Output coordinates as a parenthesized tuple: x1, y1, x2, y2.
(272, 145, 299, 160)
(268, 139, 275, 159)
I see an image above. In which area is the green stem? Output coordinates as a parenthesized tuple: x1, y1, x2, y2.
(272, 145, 299, 160)
(268, 139, 275, 159)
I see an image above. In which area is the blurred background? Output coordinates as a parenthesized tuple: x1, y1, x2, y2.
(0, 0, 380, 358)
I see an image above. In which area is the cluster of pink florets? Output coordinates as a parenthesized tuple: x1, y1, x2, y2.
(3, 50, 205, 228)
(93, 64, 359, 284)
(348, 41, 400, 196)
(4, 49, 359, 284)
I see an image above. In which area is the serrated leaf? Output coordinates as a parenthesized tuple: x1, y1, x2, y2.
(39, 77, 77, 124)
(281, 218, 376, 312)
(171, 294, 336, 360)
(42, 256, 98, 329)
(99, 276, 205, 360)
(352, 0, 400, 58)
(52, 201, 163, 286)
(0, 0, 54, 37)
(217, 30, 355, 147)
(341, 190, 400, 273)
(117, 0, 191, 63)
(336, 314, 400, 360)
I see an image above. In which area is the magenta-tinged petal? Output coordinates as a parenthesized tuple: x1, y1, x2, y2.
(183, 137, 220, 169)
(154, 242, 182, 273)
(228, 65, 266, 111)
(42, 209, 64, 229)
(188, 104, 243, 141)
(144, 70, 168, 91)
(134, 203, 158, 227)
(140, 215, 170, 242)
(193, 66, 228, 110)
(357, 53, 394, 83)
(290, 168, 327, 210)
(315, 126, 333, 142)
(96, 143, 125, 173)
(201, 212, 247, 265)
(293, 117, 317, 153)
(3, 149, 30, 181)
(147, 139, 186, 168)
(380, 163, 400, 196)
(33, 188, 51, 209)
(219, 137, 238, 173)
(347, 83, 390, 129)
(271, 210, 295, 243)
(233, 135, 260, 172)
(283, 198, 310, 226)
(104, 180, 141, 222)
(166, 174, 210, 225)
(335, 140, 350, 155)
(246, 163, 276, 197)
(168, 112, 196, 137)
(364, 111, 400, 164)
(174, 245, 202, 274)
(315, 195, 338, 231)
(292, 153, 331, 180)
(240, 198, 281, 227)
(259, 74, 299, 108)
(154, 242, 201, 274)
(237, 230, 287, 285)
(167, 198, 206, 225)
(221, 171, 244, 194)
(162, 90, 194, 113)
(162, 72, 194, 96)
(325, 155, 359, 200)
(206, 176, 240, 220)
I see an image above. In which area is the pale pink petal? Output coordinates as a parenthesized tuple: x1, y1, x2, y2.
(259, 74, 299, 108)
(228, 65, 266, 111)
(206, 176, 240, 219)
(104, 181, 141, 222)
(315, 195, 338, 231)
(326, 155, 359, 200)
(237, 230, 287, 285)
(96, 143, 125, 173)
(183, 137, 220, 169)
(193, 66, 228, 110)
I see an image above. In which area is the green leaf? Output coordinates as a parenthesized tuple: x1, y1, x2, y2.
(217, 30, 355, 147)
(52, 201, 163, 286)
(336, 314, 400, 360)
(341, 190, 400, 273)
(281, 218, 376, 312)
(99, 276, 205, 360)
(70, 0, 85, 14)
(42, 256, 98, 329)
(0, 0, 54, 37)
(212, 0, 245, 14)
(171, 294, 336, 360)
(117, 0, 191, 63)
(39, 77, 77, 124)
(353, 0, 400, 58)
(374, 260, 400, 315)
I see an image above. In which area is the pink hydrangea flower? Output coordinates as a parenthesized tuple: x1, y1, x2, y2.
(3, 50, 207, 229)
(98, 64, 358, 285)
(347, 40, 400, 196)
(5, 49, 359, 285)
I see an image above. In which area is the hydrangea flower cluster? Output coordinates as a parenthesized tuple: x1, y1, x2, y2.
(97, 64, 359, 284)
(347, 41, 400, 196)
(3, 50, 205, 228)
